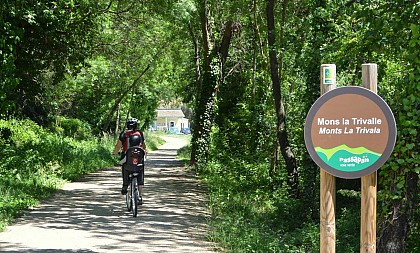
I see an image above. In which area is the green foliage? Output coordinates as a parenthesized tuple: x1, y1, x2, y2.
(0, 119, 116, 231)
(0, 13, 20, 115)
(177, 143, 192, 162)
(200, 158, 363, 252)
(142, 131, 166, 151)
(1, 0, 419, 250)
(1, 0, 105, 123)
(50, 116, 92, 140)
(377, 20, 420, 250)
(49, 1, 188, 133)
(0, 118, 45, 147)
(2, 0, 190, 133)
(201, 161, 285, 252)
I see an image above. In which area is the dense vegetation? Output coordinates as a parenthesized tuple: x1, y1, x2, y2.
(1, 0, 419, 252)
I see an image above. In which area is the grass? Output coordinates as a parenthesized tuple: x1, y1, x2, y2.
(193, 157, 363, 253)
(0, 174, 64, 229)
(143, 130, 167, 150)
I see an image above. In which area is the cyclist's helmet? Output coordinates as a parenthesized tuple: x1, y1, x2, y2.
(126, 117, 138, 130)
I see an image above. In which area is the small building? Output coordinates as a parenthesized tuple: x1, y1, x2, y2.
(152, 108, 189, 133)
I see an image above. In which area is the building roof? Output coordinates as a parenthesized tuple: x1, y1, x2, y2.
(156, 109, 185, 118)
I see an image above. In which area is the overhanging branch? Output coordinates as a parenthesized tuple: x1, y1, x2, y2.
(102, 64, 150, 132)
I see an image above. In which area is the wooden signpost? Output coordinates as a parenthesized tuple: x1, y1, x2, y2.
(305, 64, 397, 253)
(360, 64, 378, 253)
(319, 64, 337, 253)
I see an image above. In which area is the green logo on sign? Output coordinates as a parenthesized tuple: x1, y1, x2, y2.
(315, 145, 380, 172)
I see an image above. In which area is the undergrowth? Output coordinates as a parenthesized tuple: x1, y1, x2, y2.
(195, 158, 361, 252)
(143, 131, 167, 151)
(0, 119, 116, 231)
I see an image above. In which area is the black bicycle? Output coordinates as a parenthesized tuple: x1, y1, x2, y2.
(125, 170, 143, 217)
(122, 146, 145, 217)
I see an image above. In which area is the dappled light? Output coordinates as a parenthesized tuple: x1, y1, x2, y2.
(0, 138, 214, 252)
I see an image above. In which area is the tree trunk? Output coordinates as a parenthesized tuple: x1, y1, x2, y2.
(191, 0, 236, 165)
(378, 201, 409, 253)
(188, 20, 201, 166)
(266, 0, 299, 197)
(115, 105, 120, 135)
(378, 171, 419, 253)
(190, 0, 212, 165)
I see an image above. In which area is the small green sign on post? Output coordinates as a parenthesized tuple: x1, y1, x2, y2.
(322, 64, 336, 85)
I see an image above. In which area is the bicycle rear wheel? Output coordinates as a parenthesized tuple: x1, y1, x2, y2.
(132, 177, 139, 217)
(126, 183, 132, 211)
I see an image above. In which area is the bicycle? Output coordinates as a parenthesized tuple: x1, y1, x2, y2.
(121, 146, 145, 217)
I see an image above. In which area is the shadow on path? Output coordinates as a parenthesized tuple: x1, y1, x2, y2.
(0, 137, 214, 253)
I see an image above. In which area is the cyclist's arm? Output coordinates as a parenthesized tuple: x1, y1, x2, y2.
(140, 131, 146, 151)
(113, 140, 123, 156)
(113, 131, 127, 156)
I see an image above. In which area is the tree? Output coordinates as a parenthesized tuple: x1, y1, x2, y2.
(370, 3, 420, 252)
(2, 0, 103, 123)
(266, 0, 299, 197)
(190, 0, 239, 165)
(48, 0, 190, 133)
(0, 1, 20, 115)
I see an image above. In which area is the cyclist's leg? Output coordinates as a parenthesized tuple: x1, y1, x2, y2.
(138, 166, 144, 195)
(121, 165, 129, 195)
(137, 167, 144, 204)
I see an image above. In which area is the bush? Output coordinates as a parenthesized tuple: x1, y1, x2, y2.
(0, 118, 45, 147)
(201, 156, 363, 252)
(50, 116, 92, 140)
(201, 159, 310, 252)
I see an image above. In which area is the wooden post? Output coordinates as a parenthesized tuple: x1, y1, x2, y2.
(320, 64, 337, 253)
(360, 64, 378, 253)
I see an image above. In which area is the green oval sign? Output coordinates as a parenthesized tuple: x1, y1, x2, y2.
(304, 86, 397, 179)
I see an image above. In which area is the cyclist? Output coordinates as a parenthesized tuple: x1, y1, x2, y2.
(113, 118, 146, 198)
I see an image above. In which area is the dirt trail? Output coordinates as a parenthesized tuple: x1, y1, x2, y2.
(0, 136, 215, 252)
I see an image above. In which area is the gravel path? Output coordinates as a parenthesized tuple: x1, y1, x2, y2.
(0, 136, 215, 252)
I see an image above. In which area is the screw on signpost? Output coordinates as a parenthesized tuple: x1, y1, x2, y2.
(320, 64, 337, 253)
(360, 63, 378, 253)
